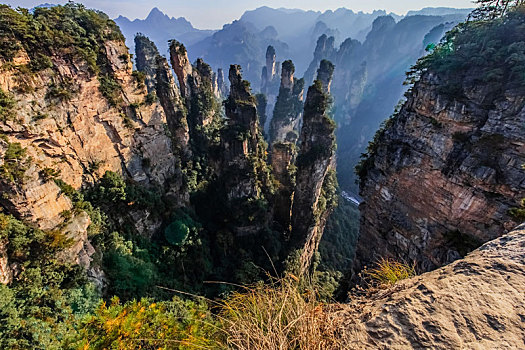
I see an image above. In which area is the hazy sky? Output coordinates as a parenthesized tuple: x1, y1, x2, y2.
(7, 0, 475, 29)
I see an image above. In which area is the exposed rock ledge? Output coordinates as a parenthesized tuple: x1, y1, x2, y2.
(337, 225, 525, 349)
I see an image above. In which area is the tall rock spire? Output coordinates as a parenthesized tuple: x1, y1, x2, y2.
(169, 40, 193, 99)
(134, 34, 190, 159)
(269, 60, 305, 144)
(290, 59, 337, 274)
(266, 45, 276, 82)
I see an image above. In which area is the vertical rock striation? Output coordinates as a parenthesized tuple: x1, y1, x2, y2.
(356, 70, 525, 272)
(222, 65, 263, 180)
(263, 45, 277, 89)
(169, 40, 221, 159)
(271, 142, 295, 233)
(304, 35, 336, 85)
(216, 68, 228, 98)
(169, 40, 193, 100)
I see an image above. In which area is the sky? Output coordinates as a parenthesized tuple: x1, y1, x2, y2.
(7, 0, 475, 29)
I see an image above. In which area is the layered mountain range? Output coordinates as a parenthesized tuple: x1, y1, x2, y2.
(115, 7, 471, 88)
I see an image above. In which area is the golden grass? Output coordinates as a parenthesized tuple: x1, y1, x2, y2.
(364, 258, 416, 286)
(216, 276, 344, 350)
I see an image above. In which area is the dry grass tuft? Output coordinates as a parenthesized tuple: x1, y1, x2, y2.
(364, 258, 416, 286)
(216, 276, 345, 350)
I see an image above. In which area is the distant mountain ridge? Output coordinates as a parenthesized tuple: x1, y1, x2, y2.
(115, 7, 214, 56)
(114, 6, 472, 74)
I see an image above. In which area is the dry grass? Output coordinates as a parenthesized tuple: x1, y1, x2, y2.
(216, 276, 345, 350)
(364, 258, 416, 286)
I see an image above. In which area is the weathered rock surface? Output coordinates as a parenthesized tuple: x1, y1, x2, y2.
(169, 40, 193, 100)
(134, 34, 191, 204)
(0, 241, 10, 284)
(337, 225, 525, 349)
(169, 40, 221, 158)
(271, 142, 295, 233)
(57, 211, 93, 268)
(216, 68, 228, 98)
(260, 45, 281, 129)
(0, 32, 185, 280)
(261, 45, 277, 94)
(356, 71, 525, 272)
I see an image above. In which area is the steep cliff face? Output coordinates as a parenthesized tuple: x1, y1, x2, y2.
(290, 60, 338, 273)
(263, 45, 277, 87)
(268, 60, 305, 144)
(169, 40, 222, 160)
(0, 5, 185, 282)
(134, 34, 191, 180)
(216, 68, 228, 98)
(271, 142, 295, 233)
(338, 225, 525, 349)
(356, 10, 525, 272)
(260, 45, 281, 129)
(304, 35, 336, 85)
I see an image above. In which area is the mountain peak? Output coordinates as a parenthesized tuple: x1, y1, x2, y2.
(147, 7, 167, 20)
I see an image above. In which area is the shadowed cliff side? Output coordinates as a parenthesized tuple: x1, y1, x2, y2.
(355, 6, 525, 273)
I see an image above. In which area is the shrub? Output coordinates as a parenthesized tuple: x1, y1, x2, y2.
(68, 297, 219, 349)
(0, 142, 30, 184)
(0, 88, 15, 121)
(39, 167, 61, 182)
(98, 74, 121, 106)
(131, 70, 146, 89)
(509, 198, 525, 220)
(144, 91, 156, 105)
(46, 82, 72, 101)
(164, 220, 190, 245)
(32, 112, 48, 121)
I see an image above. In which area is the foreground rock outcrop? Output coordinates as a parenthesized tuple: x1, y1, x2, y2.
(338, 225, 525, 349)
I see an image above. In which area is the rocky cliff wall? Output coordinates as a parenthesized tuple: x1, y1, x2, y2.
(269, 60, 304, 144)
(356, 69, 525, 271)
(0, 10, 185, 283)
